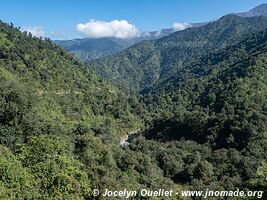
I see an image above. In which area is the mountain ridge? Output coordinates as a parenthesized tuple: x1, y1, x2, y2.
(55, 22, 207, 61)
(141, 28, 267, 158)
(89, 15, 267, 93)
(1, 8, 267, 198)
(235, 3, 267, 17)
(56, 4, 267, 62)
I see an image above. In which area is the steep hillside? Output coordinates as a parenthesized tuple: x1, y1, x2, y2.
(132, 28, 267, 193)
(55, 37, 136, 61)
(235, 3, 267, 17)
(1, 18, 267, 199)
(56, 22, 207, 61)
(144, 28, 267, 147)
(90, 15, 267, 93)
(55, 30, 174, 61)
(0, 21, 144, 142)
(0, 20, 181, 199)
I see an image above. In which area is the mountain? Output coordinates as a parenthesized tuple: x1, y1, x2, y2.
(55, 37, 137, 61)
(55, 22, 206, 61)
(1, 16, 267, 199)
(0, 21, 143, 139)
(146, 29, 267, 147)
(90, 15, 267, 93)
(139, 28, 267, 191)
(1, 20, 175, 199)
(57, 4, 267, 63)
(54, 30, 173, 61)
(235, 3, 267, 17)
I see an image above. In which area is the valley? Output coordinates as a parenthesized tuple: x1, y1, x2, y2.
(0, 2, 267, 200)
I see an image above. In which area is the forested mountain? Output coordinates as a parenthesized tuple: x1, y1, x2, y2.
(90, 15, 267, 93)
(56, 23, 207, 61)
(55, 37, 137, 61)
(55, 4, 267, 65)
(235, 3, 267, 17)
(0, 20, 176, 199)
(1, 6, 267, 199)
(144, 28, 267, 147)
(55, 30, 173, 61)
(134, 28, 267, 195)
(0, 21, 144, 140)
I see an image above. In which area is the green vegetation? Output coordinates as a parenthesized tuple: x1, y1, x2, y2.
(0, 20, 170, 199)
(0, 14, 267, 199)
(138, 28, 267, 194)
(55, 37, 136, 61)
(0, 21, 143, 142)
(90, 15, 267, 93)
(55, 28, 176, 61)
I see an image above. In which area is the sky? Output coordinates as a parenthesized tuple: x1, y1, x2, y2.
(0, 0, 266, 39)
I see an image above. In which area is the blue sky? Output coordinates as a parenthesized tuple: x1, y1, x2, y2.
(0, 0, 266, 39)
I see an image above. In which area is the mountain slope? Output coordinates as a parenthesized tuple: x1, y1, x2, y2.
(143, 28, 267, 150)
(61, 27, 267, 195)
(0, 20, 145, 143)
(235, 3, 267, 17)
(90, 15, 267, 93)
(0, 20, 180, 199)
(56, 22, 207, 61)
(55, 31, 172, 61)
(130, 28, 267, 191)
(55, 37, 136, 61)
(1, 19, 267, 198)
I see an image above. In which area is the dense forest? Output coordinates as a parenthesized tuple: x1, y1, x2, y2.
(90, 15, 267, 93)
(0, 10, 267, 200)
(0, 20, 160, 199)
(55, 27, 180, 61)
(140, 28, 267, 194)
(55, 37, 137, 61)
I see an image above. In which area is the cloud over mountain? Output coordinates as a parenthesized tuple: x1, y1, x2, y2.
(21, 26, 45, 37)
(76, 19, 140, 38)
(172, 22, 191, 31)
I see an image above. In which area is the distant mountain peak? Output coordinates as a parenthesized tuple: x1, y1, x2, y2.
(235, 3, 267, 17)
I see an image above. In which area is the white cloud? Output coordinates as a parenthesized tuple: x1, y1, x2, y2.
(172, 22, 191, 31)
(22, 26, 45, 37)
(76, 19, 140, 38)
(155, 30, 162, 37)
